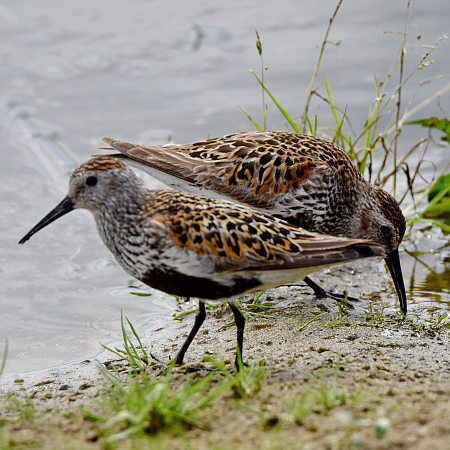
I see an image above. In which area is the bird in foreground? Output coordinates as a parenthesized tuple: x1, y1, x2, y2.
(101, 131, 407, 315)
(19, 156, 386, 367)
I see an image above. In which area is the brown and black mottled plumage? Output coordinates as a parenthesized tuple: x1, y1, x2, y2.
(100, 131, 407, 314)
(19, 156, 385, 367)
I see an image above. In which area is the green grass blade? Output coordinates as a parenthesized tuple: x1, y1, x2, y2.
(120, 311, 141, 366)
(407, 217, 450, 232)
(192, 377, 236, 411)
(298, 312, 328, 332)
(125, 316, 145, 354)
(324, 74, 340, 128)
(251, 291, 266, 305)
(324, 75, 347, 147)
(305, 113, 314, 135)
(0, 340, 8, 378)
(96, 361, 125, 387)
(173, 308, 197, 320)
(239, 105, 263, 131)
(305, 113, 318, 137)
(99, 342, 127, 360)
(423, 180, 450, 214)
(335, 104, 347, 145)
(250, 71, 301, 133)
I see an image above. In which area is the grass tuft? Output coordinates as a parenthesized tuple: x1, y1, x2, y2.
(291, 358, 366, 424)
(85, 362, 230, 442)
(100, 311, 157, 369)
(6, 391, 36, 420)
(205, 351, 269, 398)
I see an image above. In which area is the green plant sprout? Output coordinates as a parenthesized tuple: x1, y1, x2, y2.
(298, 312, 328, 332)
(204, 350, 269, 398)
(291, 357, 365, 423)
(100, 311, 156, 369)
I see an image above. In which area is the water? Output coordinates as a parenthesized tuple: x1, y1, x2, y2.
(1, 0, 449, 373)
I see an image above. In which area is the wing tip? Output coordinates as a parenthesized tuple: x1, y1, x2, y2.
(350, 242, 386, 259)
(100, 136, 114, 145)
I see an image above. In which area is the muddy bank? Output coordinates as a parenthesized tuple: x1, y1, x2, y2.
(1, 259, 450, 449)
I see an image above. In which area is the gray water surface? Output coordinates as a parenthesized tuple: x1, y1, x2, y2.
(1, 0, 449, 373)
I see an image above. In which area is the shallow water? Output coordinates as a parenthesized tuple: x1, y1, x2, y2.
(1, 0, 449, 373)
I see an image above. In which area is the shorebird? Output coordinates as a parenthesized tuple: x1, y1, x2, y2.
(19, 156, 385, 367)
(101, 131, 407, 314)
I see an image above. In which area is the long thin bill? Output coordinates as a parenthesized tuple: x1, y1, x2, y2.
(384, 249, 407, 315)
(19, 196, 74, 244)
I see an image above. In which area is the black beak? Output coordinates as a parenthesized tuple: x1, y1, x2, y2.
(19, 196, 75, 244)
(384, 248, 407, 315)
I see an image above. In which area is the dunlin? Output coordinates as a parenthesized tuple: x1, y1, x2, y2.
(101, 131, 407, 314)
(19, 156, 385, 367)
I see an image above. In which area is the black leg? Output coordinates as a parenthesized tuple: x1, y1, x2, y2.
(175, 301, 206, 365)
(303, 276, 358, 305)
(228, 301, 246, 369)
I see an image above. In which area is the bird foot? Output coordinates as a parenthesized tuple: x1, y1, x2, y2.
(303, 277, 359, 305)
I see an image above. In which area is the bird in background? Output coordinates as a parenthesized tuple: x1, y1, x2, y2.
(19, 156, 386, 367)
(100, 131, 407, 315)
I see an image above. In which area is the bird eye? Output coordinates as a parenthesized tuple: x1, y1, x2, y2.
(86, 176, 98, 186)
(380, 225, 391, 235)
